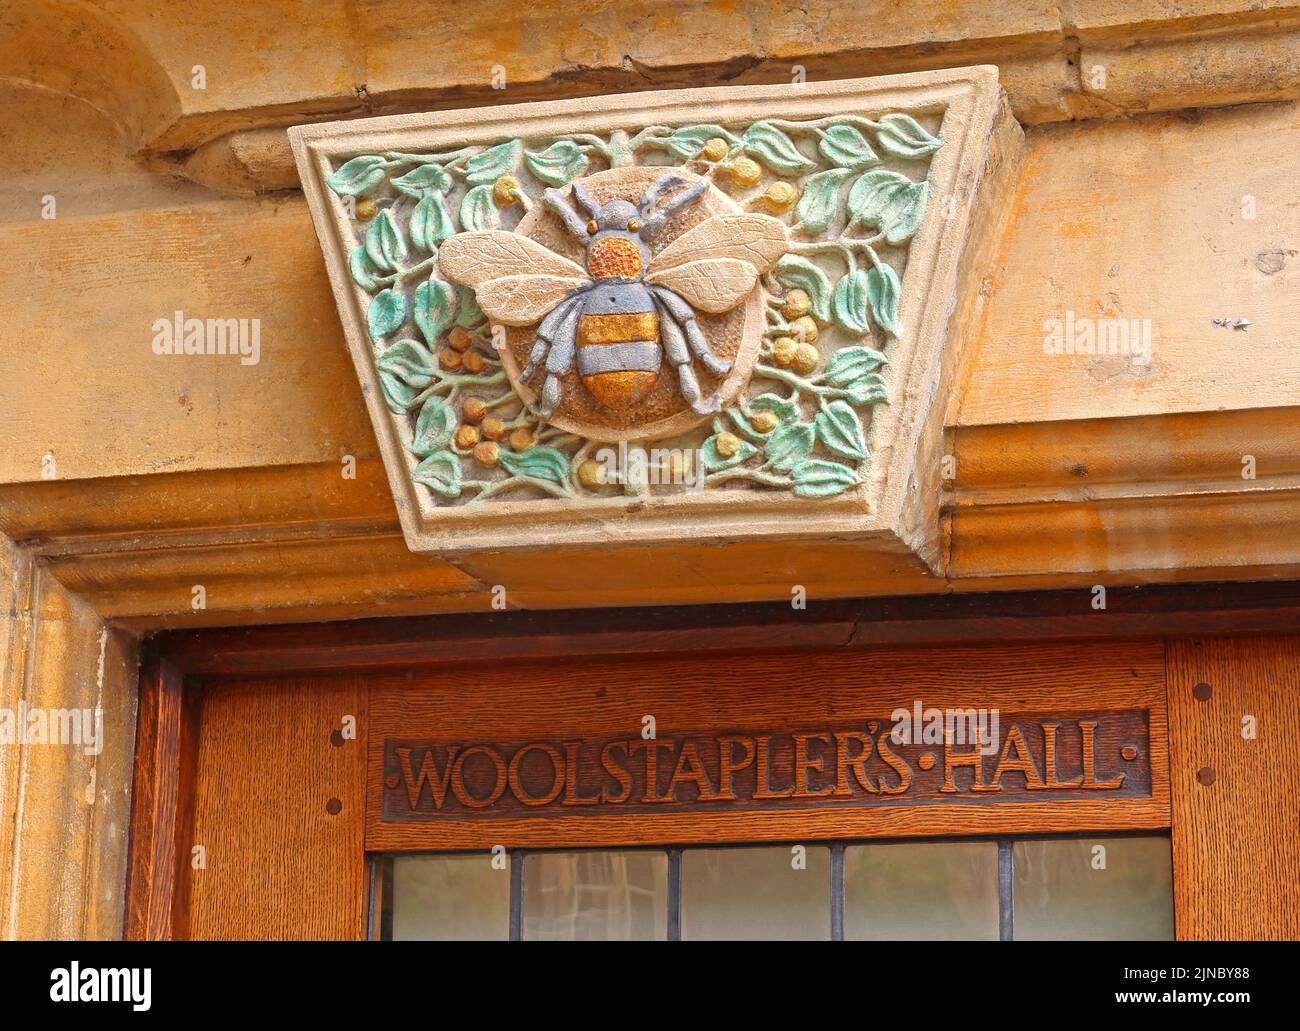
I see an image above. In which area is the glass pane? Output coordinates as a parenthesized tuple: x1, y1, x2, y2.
(1013, 836, 1174, 940)
(844, 841, 999, 940)
(522, 851, 667, 941)
(389, 853, 510, 941)
(681, 846, 829, 941)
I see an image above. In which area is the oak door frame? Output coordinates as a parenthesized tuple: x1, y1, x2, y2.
(124, 579, 1300, 939)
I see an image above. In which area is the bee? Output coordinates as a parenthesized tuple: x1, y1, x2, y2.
(438, 172, 788, 419)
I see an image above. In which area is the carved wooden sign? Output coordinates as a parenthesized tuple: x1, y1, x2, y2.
(291, 69, 1019, 557)
(381, 711, 1151, 822)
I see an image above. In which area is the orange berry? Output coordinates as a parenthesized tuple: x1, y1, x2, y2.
(792, 342, 819, 375)
(772, 336, 797, 368)
(462, 397, 487, 423)
(481, 416, 505, 441)
(790, 315, 819, 343)
(473, 441, 501, 467)
(715, 432, 743, 458)
(509, 427, 537, 451)
(438, 347, 462, 371)
(751, 410, 780, 433)
(577, 460, 606, 489)
(461, 350, 486, 374)
(727, 157, 762, 188)
(455, 425, 480, 449)
(449, 327, 474, 352)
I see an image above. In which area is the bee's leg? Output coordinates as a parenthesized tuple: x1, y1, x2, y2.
(537, 309, 579, 419)
(651, 287, 732, 377)
(656, 297, 721, 416)
(520, 297, 578, 381)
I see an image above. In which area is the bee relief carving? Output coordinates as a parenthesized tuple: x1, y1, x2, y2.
(439, 167, 788, 432)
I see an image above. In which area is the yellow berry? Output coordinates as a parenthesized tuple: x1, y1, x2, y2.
(455, 425, 480, 449)
(790, 315, 819, 343)
(355, 198, 378, 221)
(782, 289, 811, 320)
(481, 416, 505, 441)
(577, 459, 606, 489)
(462, 397, 487, 423)
(763, 181, 797, 212)
(751, 410, 780, 434)
(461, 350, 486, 374)
(701, 137, 729, 162)
(772, 336, 797, 368)
(727, 157, 762, 189)
(438, 347, 462, 371)
(449, 326, 474, 352)
(715, 432, 743, 458)
(473, 441, 501, 467)
(792, 342, 820, 376)
(509, 427, 537, 451)
(492, 174, 522, 207)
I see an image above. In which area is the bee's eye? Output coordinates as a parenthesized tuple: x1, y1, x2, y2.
(627, 218, 641, 232)
(586, 219, 599, 235)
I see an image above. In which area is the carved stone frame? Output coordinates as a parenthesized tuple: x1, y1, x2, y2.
(291, 67, 1019, 560)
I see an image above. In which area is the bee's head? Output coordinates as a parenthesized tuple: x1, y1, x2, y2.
(566, 186, 649, 280)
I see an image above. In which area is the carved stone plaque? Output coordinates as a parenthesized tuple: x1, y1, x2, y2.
(291, 68, 1019, 555)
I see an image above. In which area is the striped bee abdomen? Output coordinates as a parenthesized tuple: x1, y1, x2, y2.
(575, 311, 661, 409)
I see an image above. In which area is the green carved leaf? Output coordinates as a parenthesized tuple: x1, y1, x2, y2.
(391, 164, 453, 198)
(773, 254, 832, 322)
(726, 392, 800, 438)
(794, 168, 853, 234)
(376, 338, 434, 412)
(460, 185, 499, 232)
(662, 124, 728, 160)
(831, 269, 871, 335)
(500, 445, 569, 484)
(844, 373, 888, 406)
(365, 209, 407, 272)
(819, 124, 879, 170)
(524, 140, 589, 186)
(368, 287, 406, 342)
(749, 392, 801, 423)
(409, 398, 457, 457)
(456, 286, 484, 327)
(413, 276, 457, 344)
(465, 140, 522, 185)
(412, 451, 462, 498)
(349, 246, 382, 292)
(847, 170, 928, 245)
(867, 263, 902, 334)
(742, 121, 816, 176)
(763, 422, 815, 473)
(814, 399, 869, 460)
(327, 155, 386, 197)
(409, 193, 453, 251)
(791, 459, 860, 498)
(874, 113, 942, 159)
(700, 435, 756, 472)
(825, 345, 887, 386)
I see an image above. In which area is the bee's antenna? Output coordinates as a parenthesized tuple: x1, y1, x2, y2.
(570, 182, 601, 219)
(639, 174, 708, 237)
(542, 187, 590, 239)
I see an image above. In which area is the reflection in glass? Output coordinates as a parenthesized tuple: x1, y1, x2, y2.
(1013, 836, 1174, 940)
(845, 841, 999, 940)
(522, 851, 667, 940)
(390, 853, 510, 941)
(681, 846, 830, 940)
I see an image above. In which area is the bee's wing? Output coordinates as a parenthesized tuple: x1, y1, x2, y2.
(645, 257, 764, 314)
(439, 231, 590, 326)
(644, 213, 789, 279)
